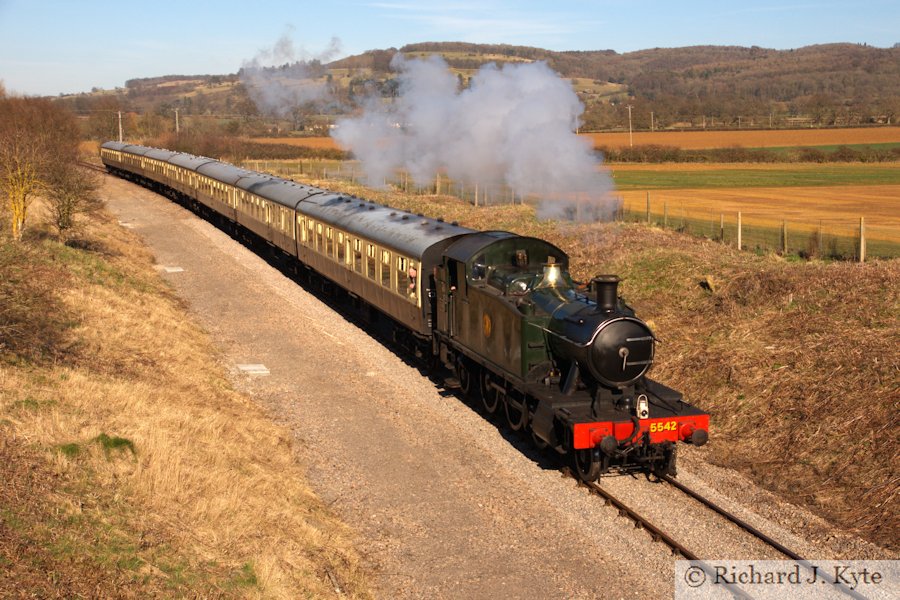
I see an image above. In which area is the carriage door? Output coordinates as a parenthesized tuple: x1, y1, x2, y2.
(445, 259, 468, 339)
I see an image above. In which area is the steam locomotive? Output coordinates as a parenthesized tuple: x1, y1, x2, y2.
(101, 141, 709, 481)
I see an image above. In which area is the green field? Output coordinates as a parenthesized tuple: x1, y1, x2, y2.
(743, 142, 900, 155)
(610, 164, 900, 190)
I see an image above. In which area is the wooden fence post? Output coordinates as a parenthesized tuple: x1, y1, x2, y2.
(646, 192, 651, 223)
(817, 220, 823, 257)
(720, 213, 725, 242)
(737, 211, 742, 250)
(859, 217, 866, 263)
(782, 220, 788, 255)
(663, 202, 668, 228)
(474, 183, 479, 207)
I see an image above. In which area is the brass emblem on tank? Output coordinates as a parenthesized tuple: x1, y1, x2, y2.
(482, 312, 493, 338)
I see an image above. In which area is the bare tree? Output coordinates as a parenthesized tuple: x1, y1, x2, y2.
(0, 96, 79, 241)
(45, 162, 101, 240)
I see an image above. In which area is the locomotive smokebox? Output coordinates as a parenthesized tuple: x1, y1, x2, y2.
(593, 275, 620, 312)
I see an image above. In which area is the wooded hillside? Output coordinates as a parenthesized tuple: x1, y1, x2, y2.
(58, 42, 900, 138)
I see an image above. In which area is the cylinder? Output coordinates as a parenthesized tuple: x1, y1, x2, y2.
(593, 275, 620, 312)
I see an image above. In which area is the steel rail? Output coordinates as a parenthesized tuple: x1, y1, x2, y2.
(77, 160, 107, 173)
(660, 474, 806, 561)
(581, 477, 698, 560)
(661, 474, 866, 600)
(568, 472, 753, 600)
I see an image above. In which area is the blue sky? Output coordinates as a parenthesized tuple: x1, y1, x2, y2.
(1, 0, 897, 96)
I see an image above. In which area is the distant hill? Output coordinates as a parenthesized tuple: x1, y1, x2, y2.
(372, 42, 900, 129)
(58, 42, 900, 139)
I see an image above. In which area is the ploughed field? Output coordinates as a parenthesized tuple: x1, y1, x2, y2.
(586, 126, 900, 150)
(251, 126, 900, 152)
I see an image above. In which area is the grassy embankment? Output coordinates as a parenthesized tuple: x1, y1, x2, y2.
(0, 195, 370, 597)
(285, 173, 899, 553)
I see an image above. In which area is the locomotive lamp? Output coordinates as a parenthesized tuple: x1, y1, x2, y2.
(537, 256, 562, 287)
(636, 394, 650, 420)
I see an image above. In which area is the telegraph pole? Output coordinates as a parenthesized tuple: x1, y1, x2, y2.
(627, 105, 633, 147)
(175, 108, 180, 134)
(650, 111, 655, 132)
(117, 111, 123, 142)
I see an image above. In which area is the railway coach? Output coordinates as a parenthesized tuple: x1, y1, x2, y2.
(101, 141, 709, 481)
(101, 141, 473, 344)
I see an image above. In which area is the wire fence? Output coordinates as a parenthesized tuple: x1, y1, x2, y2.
(241, 159, 899, 261)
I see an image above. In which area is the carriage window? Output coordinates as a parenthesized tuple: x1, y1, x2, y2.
(397, 257, 408, 295)
(325, 227, 334, 257)
(307, 219, 314, 245)
(381, 250, 392, 288)
(366, 244, 376, 280)
(353, 239, 363, 272)
(337, 232, 346, 263)
(316, 223, 323, 251)
(408, 260, 418, 299)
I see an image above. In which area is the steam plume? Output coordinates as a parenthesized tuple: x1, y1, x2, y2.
(333, 54, 618, 221)
(241, 29, 342, 117)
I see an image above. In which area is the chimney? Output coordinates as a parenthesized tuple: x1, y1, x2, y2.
(592, 275, 620, 312)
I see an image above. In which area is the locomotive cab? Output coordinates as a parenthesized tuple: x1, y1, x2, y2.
(436, 232, 567, 380)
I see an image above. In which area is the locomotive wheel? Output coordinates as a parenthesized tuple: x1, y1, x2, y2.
(504, 394, 527, 432)
(573, 448, 602, 482)
(480, 373, 501, 415)
(456, 359, 482, 401)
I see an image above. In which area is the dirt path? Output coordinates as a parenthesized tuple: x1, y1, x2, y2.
(102, 175, 882, 598)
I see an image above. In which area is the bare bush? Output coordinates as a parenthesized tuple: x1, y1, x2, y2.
(45, 162, 101, 240)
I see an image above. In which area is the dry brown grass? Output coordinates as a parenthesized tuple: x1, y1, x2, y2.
(299, 175, 899, 551)
(0, 194, 370, 597)
(586, 126, 900, 149)
(78, 140, 100, 155)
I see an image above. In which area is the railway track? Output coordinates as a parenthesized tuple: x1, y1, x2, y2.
(659, 473, 808, 561)
(569, 467, 806, 561)
(569, 469, 866, 599)
(77, 160, 107, 173)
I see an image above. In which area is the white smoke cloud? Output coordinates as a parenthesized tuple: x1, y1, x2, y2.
(333, 54, 618, 222)
(241, 29, 342, 117)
